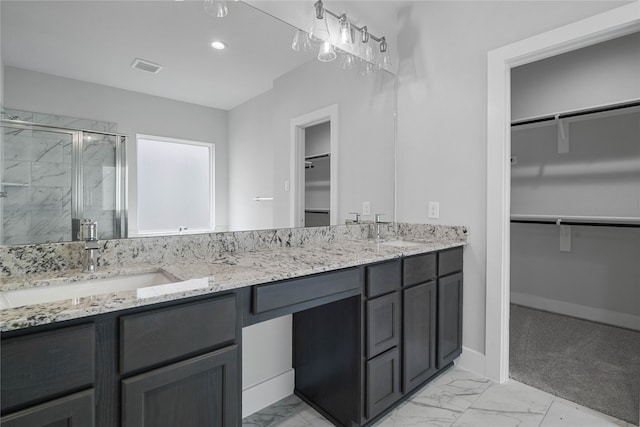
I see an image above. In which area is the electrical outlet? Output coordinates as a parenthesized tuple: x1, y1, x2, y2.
(428, 201, 439, 219)
(362, 201, 371, 216)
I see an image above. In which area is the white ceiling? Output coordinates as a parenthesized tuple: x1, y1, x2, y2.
(1, 1, 317, 110)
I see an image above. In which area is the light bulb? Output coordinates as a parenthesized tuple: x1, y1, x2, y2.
(309, 0, 330, 42)
(358, 60, 373, 77)
(339, 52, 355, 70)
(318, 42, 337, 62)
(292, 29, 311, 52)
(339, 15, 353, 44)
(203, 0, 228, 17)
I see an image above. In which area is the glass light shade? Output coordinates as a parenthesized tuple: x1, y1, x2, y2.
(379, 53, 391, 70)
(203, 0, 228, 17)
(339, 52, 355, 70)
(339, 19, 353, 44)
(318, 42, 337, 62)
(358, 60, 373, 77)
(310, 17, 330, 42)
(362, 42, 374, 62)
(292, 29, 311, 52)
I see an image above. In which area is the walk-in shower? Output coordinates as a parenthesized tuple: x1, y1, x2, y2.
(1, 117, 127, 245)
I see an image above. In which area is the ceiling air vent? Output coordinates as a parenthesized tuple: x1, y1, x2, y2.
(131, 58, 163, 74)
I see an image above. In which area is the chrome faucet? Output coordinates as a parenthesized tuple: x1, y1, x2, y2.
(346, 212, 361, 224)
(80, 220, 99, 273)
(375, 214, 390, 241)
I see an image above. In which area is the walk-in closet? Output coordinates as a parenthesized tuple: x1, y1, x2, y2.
(509, 32, 640, 425)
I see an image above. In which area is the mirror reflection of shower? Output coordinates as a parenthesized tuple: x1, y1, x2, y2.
(1, 109, 127, 245)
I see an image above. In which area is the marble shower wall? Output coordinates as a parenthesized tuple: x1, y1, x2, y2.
(1, 108, 117, 245)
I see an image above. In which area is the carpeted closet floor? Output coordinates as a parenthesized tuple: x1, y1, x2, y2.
(510, 304, 640, 425)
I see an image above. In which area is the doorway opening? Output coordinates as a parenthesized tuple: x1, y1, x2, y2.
(290, 105, 338, 228)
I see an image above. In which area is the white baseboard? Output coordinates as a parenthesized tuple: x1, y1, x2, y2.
(511, 292, 640, 331)
(242, 369, 295, 418)
(456, 346, 486, 378)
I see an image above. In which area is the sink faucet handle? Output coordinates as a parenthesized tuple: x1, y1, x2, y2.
(80, 219, 98, 241)
(375, 213, 384, 223)
(348, 212, 361, 223)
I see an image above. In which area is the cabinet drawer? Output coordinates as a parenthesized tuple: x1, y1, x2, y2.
(366, 292, 400, 358)
(365, 348, 401, 420)
(1, 389, 95, 427)
(1, 323, 95, 412)
(253, 268, 360, 314)
(365, 260, 401, 298)
(403, 253, 436, 287)
(438, 246, 463, 277)
(120, 295, 236, 375)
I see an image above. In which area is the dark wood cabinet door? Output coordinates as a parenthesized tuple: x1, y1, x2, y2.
(365, 348, 401, 420)
(403, 281, 437, 393)
(437, 273, 463, 368)
(122, 345, 239, 427)
(0, 389, 95, 427)
(366, 292, 401, 358)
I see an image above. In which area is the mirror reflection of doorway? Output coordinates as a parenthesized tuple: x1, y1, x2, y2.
(303, 122, 330, 227)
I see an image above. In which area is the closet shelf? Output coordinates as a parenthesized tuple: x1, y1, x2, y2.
(510, 214, 640, 228)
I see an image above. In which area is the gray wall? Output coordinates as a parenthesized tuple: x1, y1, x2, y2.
(510, 34, 640, 330)
(4, 66, 229, 234)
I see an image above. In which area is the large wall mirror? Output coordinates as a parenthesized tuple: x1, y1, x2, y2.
(0, 0, 396, 245)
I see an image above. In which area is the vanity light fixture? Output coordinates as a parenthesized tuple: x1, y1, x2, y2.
(211, 40, 227, 50)
(292, 0, 390, 71)
(203, 0, 228, 18)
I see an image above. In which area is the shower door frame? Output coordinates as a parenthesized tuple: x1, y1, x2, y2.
(1, 119, 128, 243)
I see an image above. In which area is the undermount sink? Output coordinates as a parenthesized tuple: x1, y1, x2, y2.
(378, 239, 422, 248)
(0, 271, 176, 310)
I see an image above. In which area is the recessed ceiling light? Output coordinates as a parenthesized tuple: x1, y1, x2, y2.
(211, 41, 227, 50)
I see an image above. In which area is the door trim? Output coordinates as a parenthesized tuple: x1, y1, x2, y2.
(485, 3, 640, 383)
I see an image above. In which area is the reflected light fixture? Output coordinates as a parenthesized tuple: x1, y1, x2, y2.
(309, 0, 330, 42)
(361, 26, 374, 62)
(291, 1, 391, 74)
(378, 37, 391, 70)
(203, 0, 228, 18)
(292, 29, 311, 52)
(211, 41, 226, 50)
(339, 51, 355, 70)
(318, 41, 337, 62)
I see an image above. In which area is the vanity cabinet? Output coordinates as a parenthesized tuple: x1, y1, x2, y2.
(0, 292, 240, 427)
(0, 323, 96, 426)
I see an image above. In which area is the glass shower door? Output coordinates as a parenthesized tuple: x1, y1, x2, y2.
(79, 132, 125, 240)
(1, 123, 75, 244)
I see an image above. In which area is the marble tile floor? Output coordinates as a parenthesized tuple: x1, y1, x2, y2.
(242, 366, 636, 427)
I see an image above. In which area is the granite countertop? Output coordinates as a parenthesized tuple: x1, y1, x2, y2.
(0, 237, 465, 332)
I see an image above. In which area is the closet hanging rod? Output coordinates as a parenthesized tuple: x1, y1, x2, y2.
(510, 214, 640, 228)
(305, 153, 330, 161)
(511, 99, 640, 127)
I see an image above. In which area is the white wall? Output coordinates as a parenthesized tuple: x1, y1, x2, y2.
(4, 67, 229, 234)
(512, 32, 640, 120)
(229, 58, 396, 229)
(271, 60, 396, 227)
(394, 1, 630, 357)
(227, 90, 275, 231)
